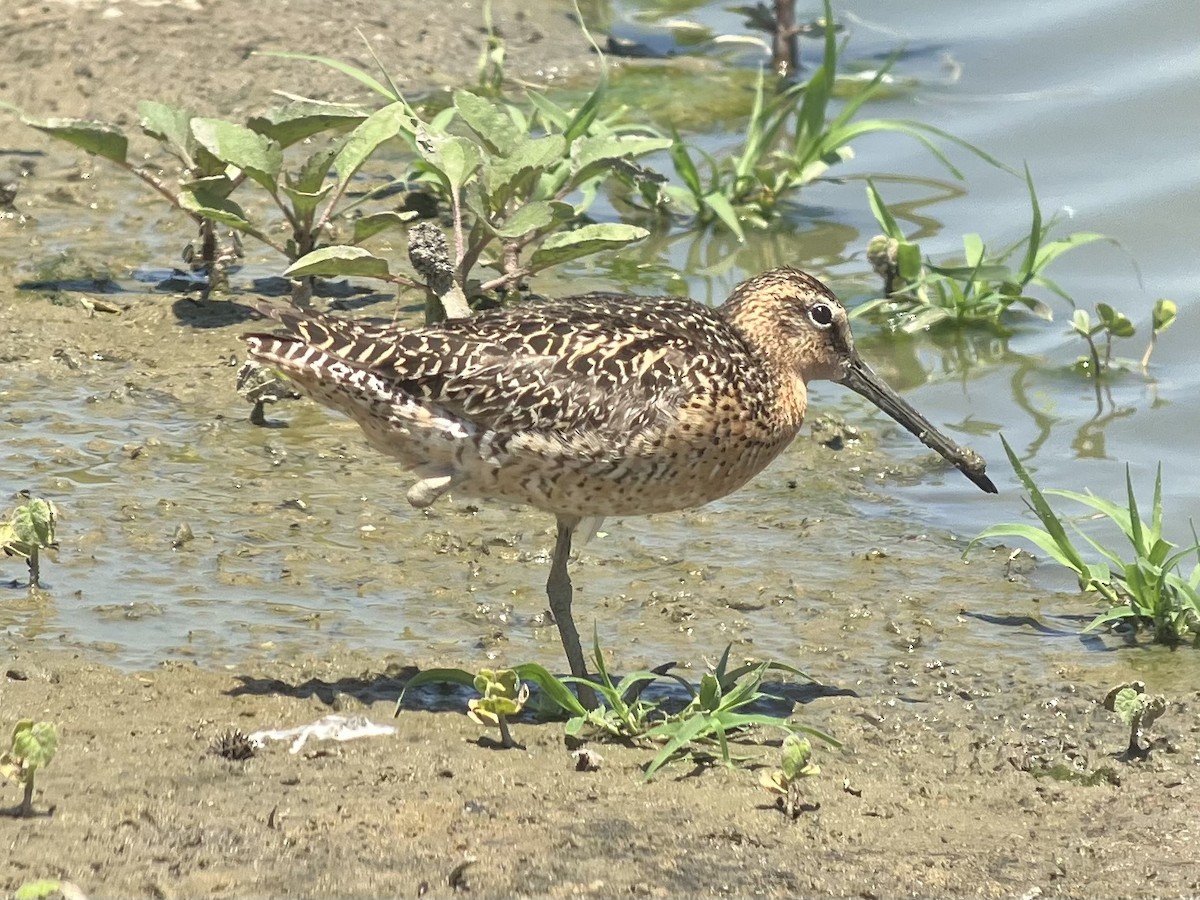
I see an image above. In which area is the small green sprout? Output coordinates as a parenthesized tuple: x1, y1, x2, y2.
(467, 668, 529, 749)
(1069, 298, 1177, 377)
(1, 720, 59, 817)
(1103, 682, 1167, 760)
(759, 734, 821, 819)
(0, 496, 59, 589)
(14, 879, 89, 900)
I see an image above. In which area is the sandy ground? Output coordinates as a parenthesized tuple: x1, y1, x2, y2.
(2, 2, 1200, 899)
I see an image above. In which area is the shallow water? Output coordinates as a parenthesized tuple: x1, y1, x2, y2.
(2, 0, 1199, 691)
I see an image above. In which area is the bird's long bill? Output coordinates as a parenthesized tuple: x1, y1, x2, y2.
(840, 354, 997, 494)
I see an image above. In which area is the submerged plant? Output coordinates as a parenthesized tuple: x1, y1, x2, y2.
(759, 733, 821, 818)
(0, 496, 59, 589)
(1103, 681, 1167, 759)
(967, 437, 1200, 645)
(1, 720, 59, 817)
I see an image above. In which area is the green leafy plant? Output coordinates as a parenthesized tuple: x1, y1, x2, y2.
(759, 733, 821, 818)
(1, 720, 59, 817)
(12, 97, 401, 301)
(281, 56, 669, 308)
(645, 0, 997, 239)
(1069, 298, 1177, 377)
(640, 645, 830, 779)
(397, 640, 836, 779)
(1103, 681, 1167, 760)
(0, 496, 59, 589)
(857, 169, 1107, 331)
(967, 436, 1200, 645)
(466, 668, 530, 748)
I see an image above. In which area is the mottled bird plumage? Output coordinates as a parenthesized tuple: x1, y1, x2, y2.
(242, 269, 861, 519)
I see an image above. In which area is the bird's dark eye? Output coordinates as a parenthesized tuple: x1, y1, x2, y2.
(809, 303, 834, 327)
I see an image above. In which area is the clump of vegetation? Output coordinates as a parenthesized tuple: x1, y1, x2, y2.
(967, 436, 1200, 645)
(279, 52, 668, 312)
(11, 16, 665, 309)
(466, 668, 530, 749)
(857, 171, 1108, 332)
(398, 638, 836, 779)
(1, 720, 59, 817)
(1, 495, 59, 589)
(14, 98, 374, 301)
(759, 733, 821, 819)
(642, 0, 999, 240)
(1103, 681, 1168, 760)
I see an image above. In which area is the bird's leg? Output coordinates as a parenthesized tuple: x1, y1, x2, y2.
(548, 517, 598, 709)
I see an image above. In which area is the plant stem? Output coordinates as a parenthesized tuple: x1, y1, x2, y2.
(497, 716, 514, 749)
(19, 777, 33, 816)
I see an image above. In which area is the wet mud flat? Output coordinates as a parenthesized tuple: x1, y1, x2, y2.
(2, 645, 1198, 899)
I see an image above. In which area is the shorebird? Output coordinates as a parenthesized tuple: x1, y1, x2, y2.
(244, 267, 995, 689)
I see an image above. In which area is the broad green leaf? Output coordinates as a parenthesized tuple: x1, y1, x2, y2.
(643, 710, 710, 780)
(416, 129, 481, 193)
(284, 245, 393, 279)
(179, 188, 254, 231)
(968, 524, 1083, 575)
(1070, 308, 1092, 335)
(11, 500, 56, 548)
(351, 210, 418, 243)
(11, 720, 57, 770)
(486, 134, 567, 198)
(454, 90, 520, 155)
(896, 242, 923, 282)
(528, 223, 648, 271)
(1096, 303, 1136, 338)
(394, 667, 477, 714)
(671, 131, 702, 197)
(137, 100, 193, 156)
(1152, 299, 1177, 334)
(494, 200, 556, 238)
(190, 118, 282, 191)
(291, 145, 339, 196)
(1085, 605, 1135, 632)
(780, 734, 814, 780)
(333, 102, 415, 194)
(280, 182, 334, 219)
(25, 116, 128, 164)
(571, 134, 674, 181)
(247, 101, 364, 147)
